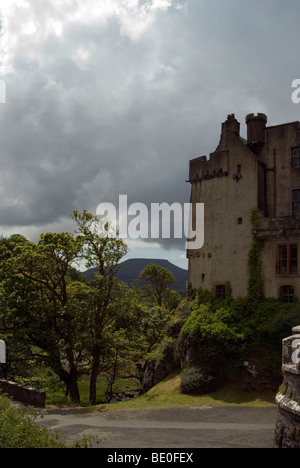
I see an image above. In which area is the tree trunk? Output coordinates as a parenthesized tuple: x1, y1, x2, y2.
(89, 308, 104, 405)
(89, 345, 101, 405)
(68, 364, 80, 403)
(65, 347, 80, 404)
(106, 352, 118, 402)
(52, 357, 80, 404)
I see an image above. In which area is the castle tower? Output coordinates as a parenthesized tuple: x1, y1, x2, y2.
(245, 113, 267, 155)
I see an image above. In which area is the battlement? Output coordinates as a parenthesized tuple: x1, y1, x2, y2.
(189, 151, 229, 182)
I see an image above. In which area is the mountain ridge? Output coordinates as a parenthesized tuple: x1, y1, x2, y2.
(82, 258, 188, 292)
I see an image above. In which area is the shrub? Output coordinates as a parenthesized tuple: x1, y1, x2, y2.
(180, 367, 217, 395)
(0, 393, 66, 448)
(0, 393, 99, 448)
(180, 302, 244, 354)
(178, 289, 300, 385)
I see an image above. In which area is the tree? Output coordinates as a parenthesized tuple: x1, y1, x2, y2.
(139, 263, 176, 306)
(0, 235, 35, 380)
(72, 210, 128, 404)
(0, 233, 85, 403)
(0, 221, 180, 406)
(97, 289, 174, 397)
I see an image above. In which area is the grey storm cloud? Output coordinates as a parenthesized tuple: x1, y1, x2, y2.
(0, 0, 300, 253)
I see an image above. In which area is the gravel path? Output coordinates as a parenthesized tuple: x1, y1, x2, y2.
(37, 405, 278, 448)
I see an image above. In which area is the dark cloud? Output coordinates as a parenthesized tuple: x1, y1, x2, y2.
(0, 0, 300, 258)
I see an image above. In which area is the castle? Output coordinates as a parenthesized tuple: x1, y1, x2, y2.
(187, 113, 300, 300)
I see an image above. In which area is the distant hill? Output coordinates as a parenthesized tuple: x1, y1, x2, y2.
(82, 258, 188, 292)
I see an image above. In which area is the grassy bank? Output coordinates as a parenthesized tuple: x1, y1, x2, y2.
(97, 372, 277, 411)
(46, 375, 140, 407)
(43, 371, 277, 411)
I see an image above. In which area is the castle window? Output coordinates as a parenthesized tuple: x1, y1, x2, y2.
(233, 165, 242, 181)
(215, 285, 226, 299)
(277, 244, 298, 275)
(292, 190, 300, 216)
(280, 286, 295, 303)
(292, 147, 300, 168)
(278, 245, 287, 274)
(290, 245, 298, 274)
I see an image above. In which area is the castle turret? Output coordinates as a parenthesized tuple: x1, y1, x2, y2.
(246, 113, 267, 155)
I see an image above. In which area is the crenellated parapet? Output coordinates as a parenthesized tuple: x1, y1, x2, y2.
(188, 151, 229, 183)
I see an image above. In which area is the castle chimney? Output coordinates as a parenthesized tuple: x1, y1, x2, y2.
(215, 114, 241, 152)
(222, 113, 240, 136)
(246, 113, 267, 154)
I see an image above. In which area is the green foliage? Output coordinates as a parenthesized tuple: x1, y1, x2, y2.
(225, 281, 233, 303)
(16, 369, 64, 399)
(72, 210, 130, 404)
(181, 294, 244, 354)
(178, 286, 300, 385)
(0, 393, 67, 448)
(72, 209, 128, 272)
(140, 263, 176, 307)
(162, 288, 183, 312)
(0, 393, 100, 448)
(180, 367, 217, 395)
(0, 231, 87, 402)
(0, 213, 185, 411)
(167, 299, 190, 338)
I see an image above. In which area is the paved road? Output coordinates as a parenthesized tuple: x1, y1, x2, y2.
(37, 405, 278, 448)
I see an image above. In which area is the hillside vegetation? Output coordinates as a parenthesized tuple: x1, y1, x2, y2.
(0, 212, 183, 406)
(0, 209, 299, 413)
(100, 372, 276, 411)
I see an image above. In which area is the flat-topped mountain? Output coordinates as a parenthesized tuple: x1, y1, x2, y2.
(82, 258, 188, 292)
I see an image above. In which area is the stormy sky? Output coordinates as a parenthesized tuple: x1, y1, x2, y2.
(0, 0, 300, 269)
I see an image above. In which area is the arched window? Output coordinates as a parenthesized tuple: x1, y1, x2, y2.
(280, 286, 295, 303)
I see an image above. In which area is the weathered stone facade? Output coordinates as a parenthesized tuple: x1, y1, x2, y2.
(274, 326, 300, 448)
(188, 113, 300, 299)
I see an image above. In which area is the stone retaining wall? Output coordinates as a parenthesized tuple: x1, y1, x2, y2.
(0, 379, 46, 408)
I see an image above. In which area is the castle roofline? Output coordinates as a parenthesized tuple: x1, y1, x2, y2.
(266, 120, 300, 130)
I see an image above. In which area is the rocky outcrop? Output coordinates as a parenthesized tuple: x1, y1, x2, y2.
(139, 359, 169, 395)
